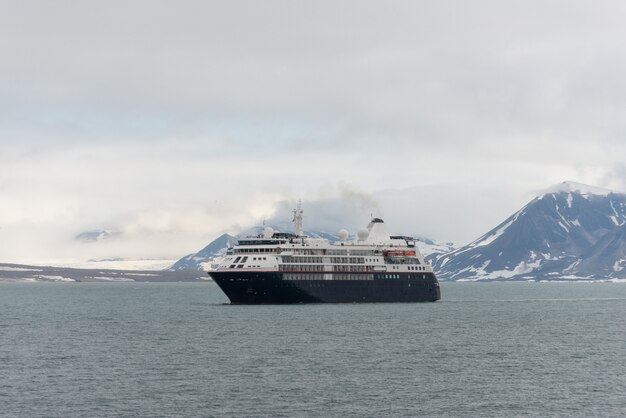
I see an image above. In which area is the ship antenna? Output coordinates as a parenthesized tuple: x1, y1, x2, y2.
(293, 199, 303, 236)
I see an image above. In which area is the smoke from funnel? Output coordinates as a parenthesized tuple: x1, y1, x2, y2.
(338, 184, 383, 218)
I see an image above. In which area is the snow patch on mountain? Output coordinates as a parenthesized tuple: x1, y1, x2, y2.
(457, 258, 543, 282)
(471, 213, 519, 248)
(414, 238, 456, 259)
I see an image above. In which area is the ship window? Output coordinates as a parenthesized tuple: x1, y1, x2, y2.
(234, 257, 241, 263)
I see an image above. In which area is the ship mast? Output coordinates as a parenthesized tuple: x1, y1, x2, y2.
(292, 199, 303, 236)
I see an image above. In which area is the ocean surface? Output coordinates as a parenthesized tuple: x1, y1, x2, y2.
(1, 282, 625, 417)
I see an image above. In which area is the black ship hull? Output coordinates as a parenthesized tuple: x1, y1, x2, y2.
(209, 271, 441, 304)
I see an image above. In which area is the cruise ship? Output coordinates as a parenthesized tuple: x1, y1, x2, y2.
(209, 203, 441, 303)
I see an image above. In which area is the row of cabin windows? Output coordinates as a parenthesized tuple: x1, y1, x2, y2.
(281, 256, 323, 264)
(326, 249, 375, 256)
(288, 249, 376, 256)
(235, 247, 408, 258)
(280, 272, 430, 280)
(281, 256, 364, 264)
(332, 273, 374, 280)
(284, 273, 324, 280)
(234, 248, 276, 254)
(279, 264, 325, 272)
(375, 273, 430, 279)
(278, 265, 371, 272)
(327, 249, 348, 255)
(381, 274, 401, 279)
(292, 249, 326, 255)
(408, 266, 426, 271)
(283, 273, 375, 281)
(348, 250, 374, 256)
(335, 257, 364, 264)
(234, 247, 414, 259)
(334, 265, 369, 272)
(284, 273, 322, 280)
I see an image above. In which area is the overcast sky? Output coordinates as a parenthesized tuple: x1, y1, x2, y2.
(2, 1, 626, 267)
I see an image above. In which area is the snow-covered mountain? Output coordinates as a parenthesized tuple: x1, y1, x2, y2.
(169, 225, 453, 271)
(415, 237, 456, 260)
(169, 233, 238, 271)
(433, 181, 626, 281)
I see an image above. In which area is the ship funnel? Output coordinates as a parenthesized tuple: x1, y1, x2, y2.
(365, 218, 390, 242)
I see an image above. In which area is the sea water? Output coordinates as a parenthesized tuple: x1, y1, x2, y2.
(0, 282, 624, 417)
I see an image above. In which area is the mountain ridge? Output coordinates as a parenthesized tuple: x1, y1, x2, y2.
(433, 181, 626, 281)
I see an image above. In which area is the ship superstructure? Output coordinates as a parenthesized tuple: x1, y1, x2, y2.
(209, 206, 440, 303)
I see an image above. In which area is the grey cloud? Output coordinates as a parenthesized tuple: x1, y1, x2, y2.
(3, 1, 626, 148)
(599, 164, 626, 192)
(254, 183, 534, 246)
(2, 1, 626, 265)
(266, 196, 377, 235)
